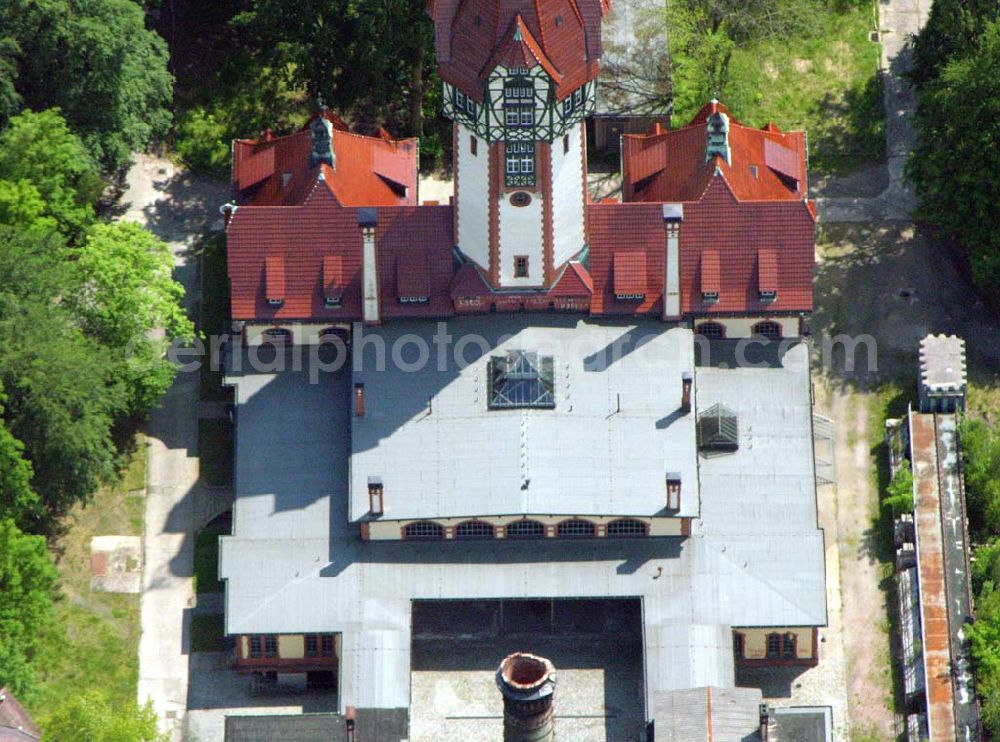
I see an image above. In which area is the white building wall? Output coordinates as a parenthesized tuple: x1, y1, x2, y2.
(498, 195, 544, 287)
(551, 123, 586, 267)
(455, 121, 490, 271)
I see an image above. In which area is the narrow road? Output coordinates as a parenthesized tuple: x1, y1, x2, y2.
(121, 154, 228, 741)
(815, 0, 928, 224)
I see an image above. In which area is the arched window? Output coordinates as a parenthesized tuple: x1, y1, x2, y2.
(606, 518, 648, 538)
(262, 327, 292, 345)
(319, 327, 350, 344)
(455, 520, 495, 539)
(506, 519, 545, 539)
(556, 519, 596, 539)
(695, 322, 726, 339)
(403, 521, 443, 540)
(752, 321, 782, 341)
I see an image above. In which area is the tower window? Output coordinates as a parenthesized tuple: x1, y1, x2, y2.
(505, 141, 536, 187)
(470, 136, 477, 156)
(514, 255, 529, 278)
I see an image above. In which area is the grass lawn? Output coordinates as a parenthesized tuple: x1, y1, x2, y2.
(190, 613, 226, 652)
(674, 2, 884, 176)
(198, 418, 233, 488)
(27, 435, 148, 727)
(199, 232, 232, 402)
(193, 510, 231, 594)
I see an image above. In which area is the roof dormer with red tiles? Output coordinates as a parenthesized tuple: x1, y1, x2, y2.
(231, 106, 418, 209)
(431, 0, 608, 299)
(613, 101, 817, 336)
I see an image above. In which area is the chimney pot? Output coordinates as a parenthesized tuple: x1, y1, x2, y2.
(496, 653, 557, 742)
(666, 472, 682, 511)
(681, 371, 693, 413)
(354, 383, 366, 417)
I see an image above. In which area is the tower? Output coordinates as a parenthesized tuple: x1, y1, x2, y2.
(431, 0, 606, 291)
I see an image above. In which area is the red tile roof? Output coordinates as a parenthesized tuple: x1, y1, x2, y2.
(396, 251, 432, 298)
(323, 255, 345, 298)
(227, 186, 455, 321)
(621, 101, 810, 204)
(613, 251, 647, 295)
(677, 178, 814, 315)
(265, 256, 285, 303)
(700, 250, 720, 295)
(550, 261, 593, 296)
(587, 203, 665, 315)
(429, 0, 607, 102)
(757, 248, 777, 294)
(232, 109, 418, 208)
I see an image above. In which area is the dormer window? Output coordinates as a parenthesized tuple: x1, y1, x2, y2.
(399, 295, 429, 304)
(613, 252, 647, 301)
(324, 295, 342, 308)
(757, 249, 777, 303)
(702, 291, 719, 304)
(323, 255, 345, 310)
(265, 255, 285, 308)
(758, 290, 777, 302)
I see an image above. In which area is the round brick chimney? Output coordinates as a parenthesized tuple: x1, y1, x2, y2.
(496, 652, 556, 741)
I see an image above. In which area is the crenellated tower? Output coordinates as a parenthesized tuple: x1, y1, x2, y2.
(430, 0, 606, 290)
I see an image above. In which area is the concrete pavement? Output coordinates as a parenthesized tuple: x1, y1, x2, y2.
(121, 154, 228, 741)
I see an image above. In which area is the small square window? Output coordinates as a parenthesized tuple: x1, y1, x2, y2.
(563, 98, 573, 116)
(264, 635, 278, 658)
(305, 634, 319, 657)
(574, 88, 584, 106)
(520, 108, 534, 126)
(506, 108, 520, 127)
(759, 289, 777, 302)
(514, 256, 529, 278)
(466, 98, 476, 116)
(702, 291, 719, 303)
(249, 636, 262, 658)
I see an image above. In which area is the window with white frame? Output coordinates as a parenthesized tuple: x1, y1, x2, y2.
(505, 141, 535, 186)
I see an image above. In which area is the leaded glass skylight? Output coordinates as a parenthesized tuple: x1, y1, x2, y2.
(488, 351, 555, 409)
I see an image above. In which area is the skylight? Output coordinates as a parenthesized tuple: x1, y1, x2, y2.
(697, 403, 739, 452)
(488, 351, 555, 409)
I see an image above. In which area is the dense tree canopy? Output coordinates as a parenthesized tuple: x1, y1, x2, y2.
(908, 19, 1000, 297)
(910, 0, 1000, 89)
(43, 691, 165, 742)
(0, 384, 39, 526)
(0, 0, 173, 173)
(0, 110, 102, 242)
(0, 519, 58, 698)
(74, 222, 195, 417)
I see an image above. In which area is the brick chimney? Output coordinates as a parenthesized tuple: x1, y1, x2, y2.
(681, 372, 692, 413)
(662, 204, 683, 320)
(359, 208, 380, 324)
(666, 472, 681, 511)
(354, 383, 366, 417)
(496, 653, 556, 742)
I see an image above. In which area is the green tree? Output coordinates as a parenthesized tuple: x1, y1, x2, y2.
(908, 20, 1000, 297)
(0, 0, 173, 173)
(0, 518, 58, 698)
(74, 222, 195, 417)
(43, 691, 166, 742)
(0, 382, 39, 526)
(883, 459, 914, 514)
(0, 179, 57, 235)
(973, 539, 1000, 596)
(958, 417, 1000, 536)
(968, 587, 1000, 736)
(0, 109, 102, 242)
(910, 0, 1000, 90)
(0, 227, 123, 516)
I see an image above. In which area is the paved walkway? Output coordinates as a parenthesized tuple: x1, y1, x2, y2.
(123, 154, 228, 741)
(816, 0, 928, 223)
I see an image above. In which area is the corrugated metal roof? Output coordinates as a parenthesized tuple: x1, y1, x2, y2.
(653, 685, 763, 741)
(219, 330, 827, 712)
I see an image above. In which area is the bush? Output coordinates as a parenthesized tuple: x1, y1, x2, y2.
(884, 459, 914, 515)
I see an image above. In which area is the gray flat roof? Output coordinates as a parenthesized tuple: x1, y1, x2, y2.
(350, 317, 699, 521)
(919, 334, 966, 392)
(653, 686, 763, 741)
(220, 327, 826, 714)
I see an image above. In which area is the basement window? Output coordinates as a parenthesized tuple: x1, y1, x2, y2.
(488, 351, 555, 409)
